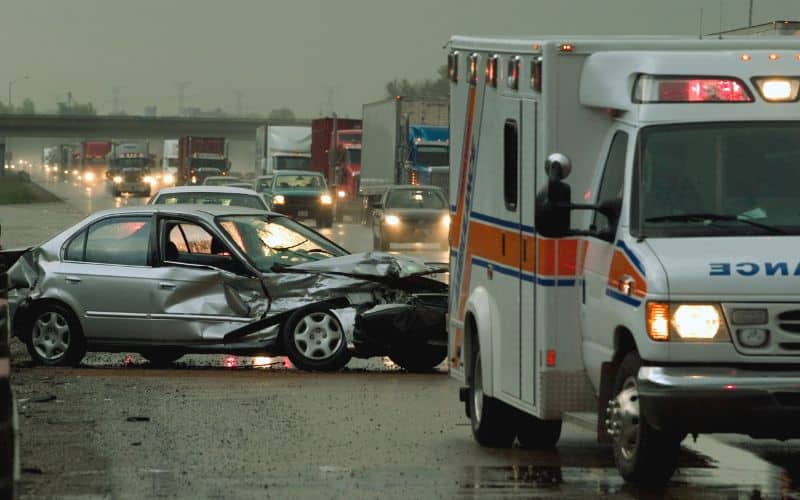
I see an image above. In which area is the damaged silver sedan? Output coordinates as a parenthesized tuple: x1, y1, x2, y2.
(4, 205, 448, 372)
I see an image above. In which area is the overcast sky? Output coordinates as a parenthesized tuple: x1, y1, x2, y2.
(2, 0, 798, 117)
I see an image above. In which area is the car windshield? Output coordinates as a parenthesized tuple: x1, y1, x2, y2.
(344, 149, 361, 164)
(386, 189, 445, 209)
(154, 193, 266, 210)
(217, 215, 346, 270)
(274, 174, 325, 189)
(255, 177, 273, 192)
(633, 122, 800, 237)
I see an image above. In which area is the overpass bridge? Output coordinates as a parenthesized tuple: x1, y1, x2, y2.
(0, 115, 311, 140)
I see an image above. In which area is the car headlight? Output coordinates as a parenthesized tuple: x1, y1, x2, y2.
(143, 175, 155, 185)
(385, 214, 400, 226)
(113, 175, 123, 184)
(320, 194, 332, 205)
(163, 173, 175, 184)
(273, 194, 285, 205)
(646, 302, 728, 341)
(337, 190, 346, 198)
(83, 171, 95, 182)
(441, 214, 451, 227)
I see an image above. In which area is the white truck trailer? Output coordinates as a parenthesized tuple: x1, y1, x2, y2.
(255, 125, 311, 175)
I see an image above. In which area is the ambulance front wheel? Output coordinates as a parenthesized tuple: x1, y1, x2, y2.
(468, 344, 516, 447)
(608, 351, 681, 485)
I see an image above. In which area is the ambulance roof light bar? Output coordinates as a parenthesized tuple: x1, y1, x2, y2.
(633, 75, 753, 103)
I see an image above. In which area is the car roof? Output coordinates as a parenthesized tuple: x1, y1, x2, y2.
(152, 186, 261, 196)
(89, 204, 277, 220)
(273, 170, 324, 176)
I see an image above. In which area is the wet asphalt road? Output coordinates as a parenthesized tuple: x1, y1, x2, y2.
(5, 166, 800, 499)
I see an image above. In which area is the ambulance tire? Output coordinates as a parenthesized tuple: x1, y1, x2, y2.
(516, 415, 562, 450)
(611, 351, 681, 486)
(468, 346, 517, 448)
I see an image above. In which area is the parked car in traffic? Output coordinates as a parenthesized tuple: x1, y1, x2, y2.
(371, 185, 450, 251)
(149, 186, 272, 211)
(253, 175, 274, 193)
(264, 170, 334, 228)
(0, 228, 20, 499)
(203, 175, 241, 186)
(4, 206, 448, 372)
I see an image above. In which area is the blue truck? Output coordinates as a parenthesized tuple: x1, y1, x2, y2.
(359, 97, 449, 221)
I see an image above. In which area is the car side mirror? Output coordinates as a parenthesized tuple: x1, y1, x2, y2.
(536, 153, 573, 237)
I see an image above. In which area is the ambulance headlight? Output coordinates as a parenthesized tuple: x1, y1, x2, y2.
(672, 305, 720, 339)
(753, 77, 800, 102)
(647, 302, 729, 342)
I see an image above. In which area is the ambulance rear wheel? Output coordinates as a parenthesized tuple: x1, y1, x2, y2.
(517, 415, 562, 449)
(468, 345, 516, 447)
(608, 351, 681, 485)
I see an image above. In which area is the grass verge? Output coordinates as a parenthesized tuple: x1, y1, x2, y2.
(0, 175, 61, 204)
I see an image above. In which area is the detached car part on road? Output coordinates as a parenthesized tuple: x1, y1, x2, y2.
(2, 206, 448, 372)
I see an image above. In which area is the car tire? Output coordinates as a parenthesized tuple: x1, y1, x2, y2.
(140, 350, 183, 367)
(25, 302, 86, 367)
(609, 351, 682, 485)
(468, 341, 517, 447)
(517, 414, 562, 449)
(281, 304, 351, 372)
(388, 344, 447, 372)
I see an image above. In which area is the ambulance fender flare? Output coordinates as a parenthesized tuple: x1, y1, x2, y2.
(465, 286, 496, 398)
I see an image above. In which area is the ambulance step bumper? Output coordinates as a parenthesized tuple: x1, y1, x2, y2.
(638, 366, 800, 439)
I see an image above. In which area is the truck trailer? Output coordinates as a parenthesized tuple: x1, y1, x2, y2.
(255, 125, 311, 175)
(80, 140, 112, 186)
(177, 136, 230, 185)
(310, 117, 362, 221)
(359, 97, 448, 223)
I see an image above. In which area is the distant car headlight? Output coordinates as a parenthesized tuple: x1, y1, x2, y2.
(191, 176, 197, 184)
(72, 169, 79, 176)
(385, 214, 400, 226)
(163, 173, 175, 184)
(441, 214, 451, 227)
(320, 194, 333, 205)
(337, 190, 346, 198)
(83, 171, 95, 182)
(143, 175, 155, 185)
(273, 194, 285, 205)
(113, 175, 123, 184)
(672, 305, 720, 340)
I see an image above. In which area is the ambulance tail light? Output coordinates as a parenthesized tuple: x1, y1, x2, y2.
(646, 302, 670, 341)
(546, 350, 556, 367)
(633, 75, 752, 103)
(753, 77, 800, 102)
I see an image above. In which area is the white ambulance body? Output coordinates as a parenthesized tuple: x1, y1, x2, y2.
(447, 35, 800, 485)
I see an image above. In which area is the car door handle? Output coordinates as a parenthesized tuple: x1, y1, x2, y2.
(65, 276, 81, 284)
(158, 282, 176, 290)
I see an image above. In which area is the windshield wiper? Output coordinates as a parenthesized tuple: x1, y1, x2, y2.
(645, 213, 786, 235)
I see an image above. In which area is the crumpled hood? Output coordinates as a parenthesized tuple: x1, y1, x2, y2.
(646, 237, 800, 297)
(292, 251, 446, 279)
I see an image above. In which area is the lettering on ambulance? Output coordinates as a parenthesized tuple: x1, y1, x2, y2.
(709, 262, 800, 276)
(605, 240, 647, 307)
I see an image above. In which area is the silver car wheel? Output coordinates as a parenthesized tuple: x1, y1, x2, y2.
(32, 312, 71, 361)
(292, 311, 343, 361)
(608, 375, 640, 461)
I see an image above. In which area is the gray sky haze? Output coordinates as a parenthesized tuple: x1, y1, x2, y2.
(2, 0, 799, 117)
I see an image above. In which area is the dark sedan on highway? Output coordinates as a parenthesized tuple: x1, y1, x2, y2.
(372, 186, 450, 251)
(264, 170, 334, 228)
(2, 206, 448, 372)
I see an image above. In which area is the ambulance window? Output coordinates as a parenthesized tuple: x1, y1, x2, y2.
(593, 132, 628, 237)
(503, 120, 518, 211)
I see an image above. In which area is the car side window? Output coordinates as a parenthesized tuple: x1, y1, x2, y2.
(592, 131, 628, 238)
(83, 216, 152, 266)
(64, 229, 87, 261)
(162, 220, 243, 274)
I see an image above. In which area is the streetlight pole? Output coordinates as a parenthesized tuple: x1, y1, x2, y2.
(7, 76, 28, 111)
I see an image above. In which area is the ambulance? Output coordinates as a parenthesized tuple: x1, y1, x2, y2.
(447, 34, 800, 485)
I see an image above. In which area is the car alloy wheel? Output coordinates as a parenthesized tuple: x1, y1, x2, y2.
(293, 311, 344, 362)
(31, 311, 71, 362)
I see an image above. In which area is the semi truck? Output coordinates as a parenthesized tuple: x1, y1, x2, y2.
(56, 144, 81, 179)
(177, 136, 230, 185)
(79, 140, 112, 186)
(359, 97, 449, 222)
(160, 139, 179, 186)
(447, 34, 800, 486)
(108, 141, 152, 196)
(255, 125, 311, 175)
(310, 117, 362, 221)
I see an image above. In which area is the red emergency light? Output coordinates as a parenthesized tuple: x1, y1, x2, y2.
(633, 75, 753, 103)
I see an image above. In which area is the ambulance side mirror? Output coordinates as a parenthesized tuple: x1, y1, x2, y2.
(536, 153, 573, 237)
